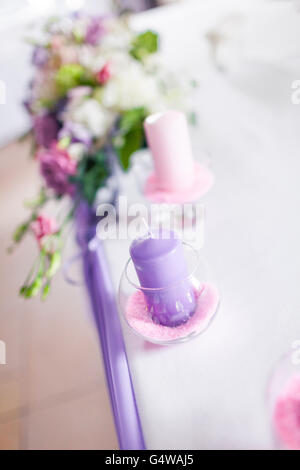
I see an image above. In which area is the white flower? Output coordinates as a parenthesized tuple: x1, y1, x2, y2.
(79, 46, 107, 73)
(68, 143, 86, 161)
(63, 98, 113, 138)
(79, 47, 129, 74)
(102, 61, 163, 112)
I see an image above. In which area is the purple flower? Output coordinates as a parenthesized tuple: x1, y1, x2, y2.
(38, 144, 77, 196)
(55, 97, 68, 116)
(58, 121, 92, 148)
(32, 47, 49, 67)
(34, 114, 59, 148)
(85, 17, 106, 45)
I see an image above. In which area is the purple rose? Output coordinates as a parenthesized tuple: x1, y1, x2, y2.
(85, 17, 106, 45)
(34, 114, 59, 148)
(38, 144, 77, 196)
(32, 47, 49, 67)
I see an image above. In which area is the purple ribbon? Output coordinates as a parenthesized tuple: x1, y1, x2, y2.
(74, 202, 145, 450)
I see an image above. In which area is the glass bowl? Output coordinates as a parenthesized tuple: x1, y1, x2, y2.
(268, 350, 300, 450)
(118, 242, 220, 345)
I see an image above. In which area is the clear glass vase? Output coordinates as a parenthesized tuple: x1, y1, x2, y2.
(118, 241, 220, 345)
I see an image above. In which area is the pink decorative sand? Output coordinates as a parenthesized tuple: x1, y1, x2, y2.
(144, 162, 214, 203)
(273, 375, 300, 450)
(124, 283, 219, 343)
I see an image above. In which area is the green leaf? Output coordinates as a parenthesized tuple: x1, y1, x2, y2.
(130, 30, 159, 62)
(116, 126, 144, 171)
(45, 251, 61, 278)
(13, 222, 30, 244)
(19, 286, 27, 296)
(39, 98, 56, 110)
(22, 277, 43, 298)
(119, 107, 146, 133)
(24, 187, 47, 209)
(42, 282, 51, 301)
(114, 108, 147, 171)
(73, 151, 110, 205)
(55, 64, 95, 96)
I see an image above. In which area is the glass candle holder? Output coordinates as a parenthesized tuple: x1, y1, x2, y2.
(119, 242, 220, 345)
(268, 351, 300, 450)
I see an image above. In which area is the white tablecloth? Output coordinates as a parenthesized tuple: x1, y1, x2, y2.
(104, 2, 300, 450)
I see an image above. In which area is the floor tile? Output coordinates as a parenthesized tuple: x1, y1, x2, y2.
(0, 419, 20, 450)
(26, 387, 118, 450)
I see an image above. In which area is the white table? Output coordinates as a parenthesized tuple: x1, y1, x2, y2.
(105, 1, 300, 450)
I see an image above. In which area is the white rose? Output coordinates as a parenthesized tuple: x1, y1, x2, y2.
(79, 46, 107, 73)
(102, 61, 163, 112)
(65, 99, 113, 138)
(68, 143, 86, 161)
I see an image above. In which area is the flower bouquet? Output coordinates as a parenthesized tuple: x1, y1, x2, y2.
(13, 13, 190, 300)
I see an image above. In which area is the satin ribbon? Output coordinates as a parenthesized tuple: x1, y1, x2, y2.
(64, 202, 145, 450)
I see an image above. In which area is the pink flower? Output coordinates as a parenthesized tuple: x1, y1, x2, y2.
(31, 214, 58, 247)
(96, 62, 111, 85)
(38, 144, 77, 196)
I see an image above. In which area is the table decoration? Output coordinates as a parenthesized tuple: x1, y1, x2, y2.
(11, 13, 191, 299)
(130, 227, 197, 327)
(137, 110, 214, 204)
(119, 227, 220, 345)
(9, 12, 194, 450)
(75, 201, 145, 450)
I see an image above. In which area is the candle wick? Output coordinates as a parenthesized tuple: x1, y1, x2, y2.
(140, 217, 153, 239)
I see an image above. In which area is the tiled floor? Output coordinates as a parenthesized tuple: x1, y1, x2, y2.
(0, 140, 118, 450)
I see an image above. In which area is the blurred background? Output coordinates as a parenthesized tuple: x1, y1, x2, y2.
(1, 0, 300, 450)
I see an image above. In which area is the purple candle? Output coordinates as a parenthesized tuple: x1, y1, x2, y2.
(129, 229, 196, 327)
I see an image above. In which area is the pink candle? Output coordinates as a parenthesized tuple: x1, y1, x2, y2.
(144, 111, 195, 192)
